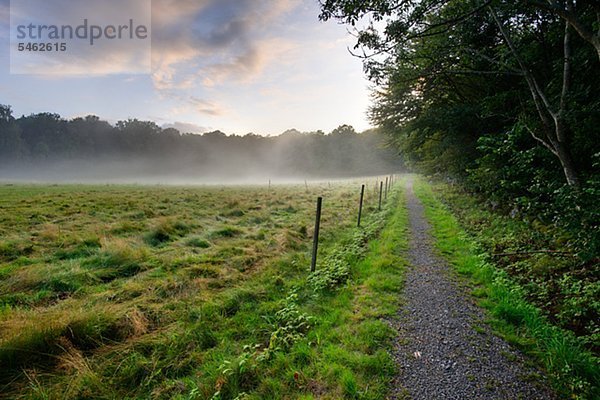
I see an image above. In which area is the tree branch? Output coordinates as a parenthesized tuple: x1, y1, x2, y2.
(558, 3, 573, 143)
(488, 6, 556, 133)
(464, 47, 524, 74)
(526, 0, 600, 60)
(524, 123, 558, 156)
(405, 0, 493, 41)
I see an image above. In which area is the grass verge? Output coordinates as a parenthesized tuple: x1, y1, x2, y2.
(196, 186, 409, 399)
(290, 185, 409, 399)
(413, 177, 599, 400)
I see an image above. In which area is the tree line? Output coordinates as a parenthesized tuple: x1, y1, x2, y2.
(0, 105, 401, 181)
(319, 0, 599, 258)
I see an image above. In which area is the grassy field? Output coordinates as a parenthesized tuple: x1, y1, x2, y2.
(0, 179, 405, 399)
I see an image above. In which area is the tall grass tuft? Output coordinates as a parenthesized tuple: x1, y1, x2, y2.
(144, 219, 191, 246)
(82, 239, 149, 281)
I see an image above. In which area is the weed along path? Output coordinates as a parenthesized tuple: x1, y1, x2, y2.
(389, 181, 555, 399)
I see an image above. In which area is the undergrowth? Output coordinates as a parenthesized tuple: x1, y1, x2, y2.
(426, 180, 599, 351)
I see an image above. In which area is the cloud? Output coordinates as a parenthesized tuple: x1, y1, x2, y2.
(14, 45, 150, 76)
(145, 0, 302, 121)
(188, 96, 222, 116)
(162, 121, 210, 134)
(162, 90, 225, 117)
(150, 0, 301, 90)
(6, 0, 152, 75)
(198, 38, 295, 87)
(1, 0, 301, 79)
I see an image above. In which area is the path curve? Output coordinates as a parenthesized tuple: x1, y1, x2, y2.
(389, 181, 555, 399)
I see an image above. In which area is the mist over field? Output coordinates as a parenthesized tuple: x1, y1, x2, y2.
(0, 155, 400, 185)
(0, 109, 403, 184)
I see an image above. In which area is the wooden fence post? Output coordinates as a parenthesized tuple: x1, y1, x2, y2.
(311, 197, 323, 272)
(385, 177, 389, 200)
(357, 184, 365, 227)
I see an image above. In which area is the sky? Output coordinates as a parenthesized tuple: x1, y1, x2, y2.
(0, 0, 373, 136)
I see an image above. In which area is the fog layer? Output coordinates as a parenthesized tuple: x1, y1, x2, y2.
(0, 110, 403, 184)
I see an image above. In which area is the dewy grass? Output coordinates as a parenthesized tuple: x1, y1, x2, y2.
(191, 186, 408, 400)
(0, 180, 406, 398)
(413, 177, 599, 400)
(302, 185, 410, 398)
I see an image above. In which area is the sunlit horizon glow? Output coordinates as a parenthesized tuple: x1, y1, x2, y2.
(0, 0, 373, 136)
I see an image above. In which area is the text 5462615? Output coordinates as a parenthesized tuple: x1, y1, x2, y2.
(17, 42, 67, 52)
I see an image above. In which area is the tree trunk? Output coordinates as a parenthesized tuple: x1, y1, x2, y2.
(489, 6, 581, 186)
(554, 137, 580, 187)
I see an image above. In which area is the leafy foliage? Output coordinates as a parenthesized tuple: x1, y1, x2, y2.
(319, 0, 599, 258)
(308, 212, 384, 292)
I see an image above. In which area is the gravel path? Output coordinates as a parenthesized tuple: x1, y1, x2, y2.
(389, 182, 555, 399)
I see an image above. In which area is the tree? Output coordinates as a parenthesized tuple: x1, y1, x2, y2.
(0, 104, 14, 123)
(487, 4, 580, 185)
(527, 0, 600, 61)
(67, 115, 114, 156)
(17, 113, 68, 159)
(319, 0, 597, 186)
(330, 124, 357, 136)
(0, 105, 23, 161)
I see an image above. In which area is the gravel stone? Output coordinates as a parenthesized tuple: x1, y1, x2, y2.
(388, 182, 556, 399)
